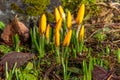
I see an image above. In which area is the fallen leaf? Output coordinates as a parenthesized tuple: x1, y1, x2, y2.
(1, 15, 29, 45)
(12, 15, 29, 41)
(92, 65, 114, 80)
(1, 23, 13, 45)
(0, 51, 35, 71)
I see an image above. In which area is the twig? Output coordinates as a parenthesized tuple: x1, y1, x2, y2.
(113, 40, 120, 44)
(43, 63, 56, 80)
(96, 2, 120, 13)
(107, 29, 120, 33)
(52, 71, 61, 80)
(85, 29, 101, 42)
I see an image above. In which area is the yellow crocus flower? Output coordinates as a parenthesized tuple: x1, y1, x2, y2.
(54, 7, 61, 22)
(58, 5, 65, 19)
(55, 30, 60, 47)
(79, 25, 84, 41)
(76, 4, 85, 25)
(63, 29, 72, 46)
(55, 18, 62, 32)
(39, 14, 47, 35)
(45, 24, 51, 40)
(67, 10, 72, 29)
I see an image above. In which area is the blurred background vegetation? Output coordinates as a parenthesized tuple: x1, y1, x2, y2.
(11, 0, 50, 16)
(10, 0, 99, 18)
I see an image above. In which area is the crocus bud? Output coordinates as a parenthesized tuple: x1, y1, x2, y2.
(79, 25, 84, 41)
(45, 24, 51, 40)
(58, 5, 65, 20)
(76, 4, 85, 25)
(67, 10, 72, 29)
(39, 14, 47, 35)
(63, 29, 72, 46)
(55, 18, 62, 32)
(54, 7, 61, 22)
(55, 30, 60, 47)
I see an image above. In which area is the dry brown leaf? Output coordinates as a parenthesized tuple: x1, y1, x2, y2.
(92, 65, 115, 80)
(1, 15, 29, 45)
(1, 23, 13, 45)
(0, 52, 35, 71)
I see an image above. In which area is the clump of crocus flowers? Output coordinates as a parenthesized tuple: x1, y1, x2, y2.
(36, 4, 85, 79)
(38, 3, 85, 50)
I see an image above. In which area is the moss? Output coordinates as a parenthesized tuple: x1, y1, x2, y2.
(26, 6, 37, 16)
(46, 12, 55, 23)
(11, 3, 24, 14)
(61, 0, 81, 13)
(11, 0, 50, 16)
(61, 0, 100, 18)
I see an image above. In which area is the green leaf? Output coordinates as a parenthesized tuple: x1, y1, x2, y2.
(13, 34, 20, 52)
(67, 67, 80, 74)
(93, 32, 107, 41)
(25, 62, 33, 70)
(117, 49, 120, 63)
(0, 21, 5, 30)
(24, 73, 37, 80)
(0, 45, 12, 54)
